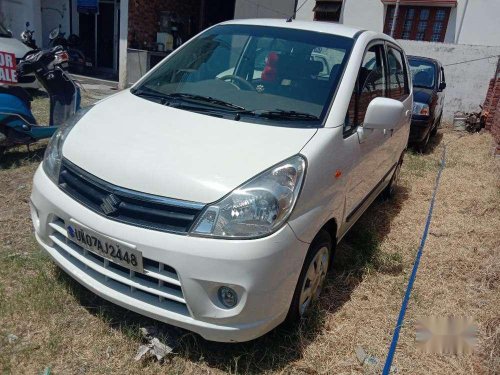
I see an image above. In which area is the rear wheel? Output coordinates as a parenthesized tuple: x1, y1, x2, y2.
(286, 230, 332, 324)
(0, 147, 5, 162)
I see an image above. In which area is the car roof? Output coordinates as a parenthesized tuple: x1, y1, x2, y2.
(408, 55, 442, 66)
(220, 18, 365, 39)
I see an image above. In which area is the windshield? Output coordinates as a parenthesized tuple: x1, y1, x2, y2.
(409, 59, 436, 89)
(0, 23, 11, 38)
(133, 25, 354, 126)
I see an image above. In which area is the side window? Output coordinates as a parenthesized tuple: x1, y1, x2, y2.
(344, 44, 387, 135)
(387, 47, 410, 100)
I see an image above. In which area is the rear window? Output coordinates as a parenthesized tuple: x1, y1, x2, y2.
(134, 25, 354, 127)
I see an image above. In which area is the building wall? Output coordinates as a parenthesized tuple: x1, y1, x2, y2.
(0, 0, 42, 43)
(452, 0, 500, 46)
(339, 0, 384, 31)
(296, 0, 500, 47)
(234, 0, 295, 19)
(128, 0, 202, 48)
(40, 0, 72, 48)
(399, 40, 500, 120)
(482, 64, 500, 156)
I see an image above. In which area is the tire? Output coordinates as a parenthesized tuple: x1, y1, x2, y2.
(285, 230, 332, 324)
(416, 129, 430, 153)
(382, 156, 403, 200)
(0, 146, 5, 161)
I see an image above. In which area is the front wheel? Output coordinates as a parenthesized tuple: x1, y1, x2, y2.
(430, 116, 441, 137)
(286, 230, 332, 324)
(416, 129, 431, 153)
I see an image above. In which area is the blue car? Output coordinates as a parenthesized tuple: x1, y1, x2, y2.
(408, 56, 446, 151)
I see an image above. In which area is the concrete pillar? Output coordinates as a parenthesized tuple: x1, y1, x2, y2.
(118, 0, 129, 89)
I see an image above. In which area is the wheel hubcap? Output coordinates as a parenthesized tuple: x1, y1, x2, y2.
(299, 247, 329, 316)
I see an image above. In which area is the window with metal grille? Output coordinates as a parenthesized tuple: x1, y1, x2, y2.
(384, 5, 450, 42)
(313, 1, 343, 22)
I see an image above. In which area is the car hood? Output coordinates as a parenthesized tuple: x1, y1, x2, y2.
(413, 87, 434, 104)
(63, 91, 317, 204)
(0, 37, 31, 58)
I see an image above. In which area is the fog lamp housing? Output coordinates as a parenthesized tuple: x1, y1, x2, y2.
(218, 286, 238, 308)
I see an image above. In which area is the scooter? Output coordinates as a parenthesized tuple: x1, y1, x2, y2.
(20, 22, 37, 49)
(0, 46, 81, 159)
(49, 25, 92, 74)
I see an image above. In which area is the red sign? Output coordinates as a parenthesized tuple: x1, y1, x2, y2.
(0, 51, 18, 84)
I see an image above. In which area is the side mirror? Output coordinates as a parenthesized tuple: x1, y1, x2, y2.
(363, 97, 404, 130)
(6, 29, 13, 37)
(438, 82, 446, 91)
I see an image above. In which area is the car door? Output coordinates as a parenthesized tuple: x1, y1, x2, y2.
(342, 42, 390, 227)
(385, 44, 412, 168)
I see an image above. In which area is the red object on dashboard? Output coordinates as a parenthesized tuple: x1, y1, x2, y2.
(261, 52, 279, 82)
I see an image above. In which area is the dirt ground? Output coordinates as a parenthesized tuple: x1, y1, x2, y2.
(0, 95, 498, 374)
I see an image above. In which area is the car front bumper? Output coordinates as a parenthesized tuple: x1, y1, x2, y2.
(409, 116, 432, 143)
(30, 165, 309, 342)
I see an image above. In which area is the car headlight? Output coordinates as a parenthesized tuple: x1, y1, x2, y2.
(413, 102, 430, 116)
(191, 155, 306, 239)
(43, 106, 93, 184)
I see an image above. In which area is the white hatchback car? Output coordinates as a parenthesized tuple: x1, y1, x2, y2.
(31, 19, 412, 342)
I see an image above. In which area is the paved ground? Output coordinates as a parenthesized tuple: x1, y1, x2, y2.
(69, 74, 120, 102)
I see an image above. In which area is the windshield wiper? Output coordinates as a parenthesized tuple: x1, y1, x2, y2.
(254, 109, 320, 121)
(167, 93, 247, 111)
(131, 87, 170, 102)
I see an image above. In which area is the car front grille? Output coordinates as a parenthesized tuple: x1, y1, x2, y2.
(58, 159, 205, 234)
(48, 216, 190, 316)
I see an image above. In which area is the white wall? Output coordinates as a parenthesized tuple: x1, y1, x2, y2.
(295, 0, 315, 21)
(41, 0, 71, 48)
(340, 0, 384, 31)
(234, 0, 295, 19)
(453, 0, 500, 46)
(399, 40, 500, 120)
(0, 0, 42, 43)
(297, 0, 500, 47)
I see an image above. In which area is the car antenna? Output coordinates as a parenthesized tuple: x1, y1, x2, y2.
(287, 0, 311, 22)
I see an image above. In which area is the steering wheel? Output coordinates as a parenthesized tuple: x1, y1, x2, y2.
(218, 74, 255, 91)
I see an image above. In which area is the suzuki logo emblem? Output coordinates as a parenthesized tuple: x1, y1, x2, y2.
(100, 194, 121, 216)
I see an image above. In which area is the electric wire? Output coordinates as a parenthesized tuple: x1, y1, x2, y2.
(444, 55, 499, 67)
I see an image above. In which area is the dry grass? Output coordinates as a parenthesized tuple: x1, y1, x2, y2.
(0, 98, 498, 374)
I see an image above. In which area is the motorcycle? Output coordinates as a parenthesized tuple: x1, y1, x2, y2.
(20, 21, 37, 49)
(0, 46, 81, 159)
(48, 25, 92, 74)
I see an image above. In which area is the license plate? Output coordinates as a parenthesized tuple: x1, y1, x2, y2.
(65, 221, 143, 272)
(85, 62, 93, 67)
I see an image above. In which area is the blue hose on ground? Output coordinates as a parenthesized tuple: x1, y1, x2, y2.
(382, 145, 447, 375)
